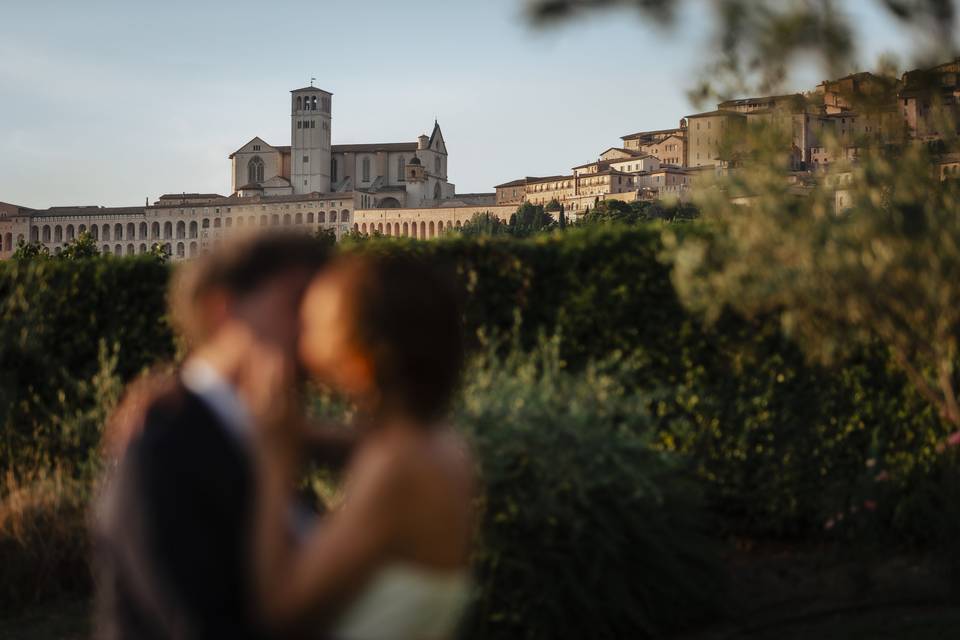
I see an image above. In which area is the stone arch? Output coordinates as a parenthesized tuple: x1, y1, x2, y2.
(3, 232, 11, 251)
(319, 211, 326, 223)
(429, 221, 435, 238)
(176, 221, 186, 239)
(54, 225, 63, 242)
(127, 243, 135, 255)
(189, 241, 197, 257)
(295, 212, 302, 224)
(189, 221, 198, 238)
(341, 210, 350, 222)
(114, 223, 123, 240)
(42, 225, 51, 242)
(271, 214, 279, 225)
(353, 223, 359, 232)
(176, 242, 185, 258)
(377, 223, 383, 234)
(402, 222, 409, 236)
(163, 222, 172, 239)
(103, 245, 111, 255)
(115, 243, 123, 255)
(260, 215, 268, 226)
(330, 211, 338, 223)
(91, 226, 99, 240)
(139, 243, 147, 254)
(361, 223, 367, 234)
(140, 222, 148, 239)
(420, 221, 426, 238)
(127, 222, 135, 239)
(151, 222, 160, 239)
(307, 212, 314, 224)
(66, 224, 75, 241)
(30, 227, 38, 243)
(283, 214, 291, 225)
(378, 197, 401, 209)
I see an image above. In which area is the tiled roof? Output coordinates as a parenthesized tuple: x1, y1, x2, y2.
(291, 86, 333, 94)
(685, 109, 747, 119)
(620, 127, 684, 141)
(332, 142, 418, 154)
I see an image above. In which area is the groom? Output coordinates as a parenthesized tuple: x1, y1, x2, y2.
(94, 233, 330, 640)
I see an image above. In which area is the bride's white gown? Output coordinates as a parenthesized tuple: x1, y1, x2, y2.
(330, 563, 471, 640)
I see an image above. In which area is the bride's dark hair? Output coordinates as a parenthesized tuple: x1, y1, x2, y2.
(338, 254, 464, 424)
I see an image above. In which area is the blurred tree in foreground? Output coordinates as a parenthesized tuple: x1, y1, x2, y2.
(526, 0, 956, 102)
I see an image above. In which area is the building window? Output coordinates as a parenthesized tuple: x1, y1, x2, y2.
(311, 121, 316, 129)
(297, 121, 302, 129)
(303, 155, 309, 163)
(248, 156, 265, 183)
(253, 144, 261, 151)
(397, 157, 406, 182)
(362, 157, 371, 182)
(331, 159, 338, 183)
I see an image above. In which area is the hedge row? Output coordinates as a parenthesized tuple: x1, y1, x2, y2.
(0, 226, 953, 540)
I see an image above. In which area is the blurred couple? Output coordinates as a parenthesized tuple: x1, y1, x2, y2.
(94, 233, 475, 640)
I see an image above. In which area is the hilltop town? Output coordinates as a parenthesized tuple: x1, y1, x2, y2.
(1, 58, 959, 260)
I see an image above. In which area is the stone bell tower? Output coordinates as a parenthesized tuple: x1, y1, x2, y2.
(291, 85, 332, 194)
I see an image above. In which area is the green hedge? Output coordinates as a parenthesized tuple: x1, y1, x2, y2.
(0, 256, 174, 473)
(0, 227, 952, 540)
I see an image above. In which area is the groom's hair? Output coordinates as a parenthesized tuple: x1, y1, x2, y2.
(171, 231, 331, 344)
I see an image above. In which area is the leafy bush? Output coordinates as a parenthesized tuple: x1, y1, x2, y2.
(456, 337, 723, 639)
(0, 256, 173, 474)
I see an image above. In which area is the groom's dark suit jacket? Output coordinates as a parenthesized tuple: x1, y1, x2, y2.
(95, 382, 266, 640)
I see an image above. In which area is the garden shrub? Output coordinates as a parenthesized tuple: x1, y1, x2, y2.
(455, 337, 724, 639)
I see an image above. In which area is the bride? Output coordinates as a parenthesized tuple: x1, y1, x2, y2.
(249, 254, 475, 640)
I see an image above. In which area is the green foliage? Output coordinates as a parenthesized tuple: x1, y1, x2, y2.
(508, 202, 555, 237)
(0, 257, 174, 474)
(459, 211, 510, 237)
(12, 240, 50, 261)
(58, 232, 100, 260)
(456, 337, 723, 640)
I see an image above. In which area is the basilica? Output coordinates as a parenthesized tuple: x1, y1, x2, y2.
(229, 85, 457, 209)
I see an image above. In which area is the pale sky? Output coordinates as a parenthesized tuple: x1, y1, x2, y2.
(0, 0, 924, 208)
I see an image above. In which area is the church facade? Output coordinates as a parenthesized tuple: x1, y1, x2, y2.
(0, 85, 498, 261)
(229, 86, 456, 208)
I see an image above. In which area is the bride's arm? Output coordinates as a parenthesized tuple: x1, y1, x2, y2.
(253, 438, 403, 632)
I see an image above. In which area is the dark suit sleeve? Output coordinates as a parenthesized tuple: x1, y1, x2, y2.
(112, 406, 255, 640)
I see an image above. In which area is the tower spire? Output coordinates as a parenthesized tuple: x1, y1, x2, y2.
(310, 76, 316, 87)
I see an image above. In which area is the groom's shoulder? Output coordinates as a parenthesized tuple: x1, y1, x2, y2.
(131, 382, 219, 460)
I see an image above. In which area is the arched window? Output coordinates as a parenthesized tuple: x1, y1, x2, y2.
(329, 211, 337, 223)
(176, 221, 185, 239)
(103, 245, 110, 255)
(212, 218, 220, 228)
(30, 227, 39, 243)
(115, 244, 123, 255)
(139, 222, 147, 239)
(260, 215, 268, 226)
(225, 218, 232, 228)
(237, 217, 244, 228)
(353, 223, 359, 232)
(377, 223, 383, 233)
(402, 222, 409, 236)
(189, 221, 198, 238)
(163, 222, 172, 239)
(362, 157, 371, 182)
(361, 223, 367, 233)
(54, 225, 63, 242)
(411, 222, 418, 239)
(127, 243, 134, 255)
(176, 242, 185, 258)
(4, 232, 12, 251)
(115, 223, 123, 240)
(42, 225, 51, 242)
(306, 212, 314, 223)
(66, 225, 75, 241)
(127, 223, 135, 239)
(151, 222, 160, 239)
(318, 211, 326, 223)
(248, 156, 265, 184)
(283, 214, 291, 225)
(295, 213, 302, 224)
(296, 96, 302, 111)
(271, 214, 279, 225)
(420, 221, 426, 238)
(397, 157, 406, 181)
(189, 241, 197, 257)
(341, 210, 350, 223)
(139, 243, 147, 254)
(429, 221, 435, 238)
(311, 96, 317, 110)
(249, 216, 255, 226)
(202, 218, 210, 229)
(91, 226, 99, 240)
